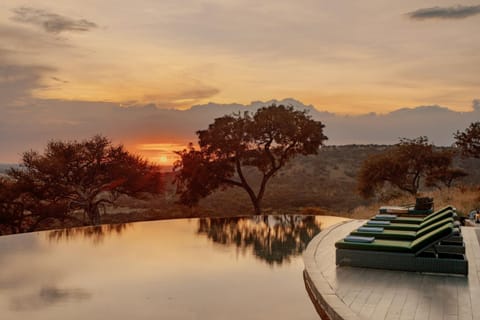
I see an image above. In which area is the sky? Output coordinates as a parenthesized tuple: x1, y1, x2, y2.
(0, 1, 479, 163)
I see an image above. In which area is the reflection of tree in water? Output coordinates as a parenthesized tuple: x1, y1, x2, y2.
(198, 215, 322, 266)
(47, 223, 130, 245)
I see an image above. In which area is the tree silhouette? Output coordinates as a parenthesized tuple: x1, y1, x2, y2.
(174, 105, 327, 214)
(3, 135, 162, 230)
(425, 149, 468, 189)
(455, 122, 480, 158)
(197, 215, 322, 265)
(0, 178, 25, 234)
(358, 137, 465, 198)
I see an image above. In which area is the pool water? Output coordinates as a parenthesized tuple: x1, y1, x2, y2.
(0, 215, 347, 319)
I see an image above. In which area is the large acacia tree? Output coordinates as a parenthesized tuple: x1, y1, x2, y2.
(455, 122, 480, 158)
(174, 105, 327, 214)
(358, 137, 466, 198)
(5, 135, 163, 229)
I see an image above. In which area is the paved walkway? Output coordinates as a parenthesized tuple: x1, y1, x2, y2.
(303, 220, 480, 320)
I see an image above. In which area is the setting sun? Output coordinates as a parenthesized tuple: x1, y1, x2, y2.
(159, 155, 168, 163)
(136, 143, 185, 166)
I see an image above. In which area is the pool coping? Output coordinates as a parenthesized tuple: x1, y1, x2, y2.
(303, 220, 362, 320)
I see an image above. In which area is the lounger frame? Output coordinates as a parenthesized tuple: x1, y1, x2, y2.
(335, 227, 469, 275)
(336, 249, 468, 275)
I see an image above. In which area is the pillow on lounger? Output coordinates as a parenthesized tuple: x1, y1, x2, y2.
(357, 227, 384, 232)
(374, 214, 398, 220)
(344, 235, 375, 243)
(366, 220, 391, 226)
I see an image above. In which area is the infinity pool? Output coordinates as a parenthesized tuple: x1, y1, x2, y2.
(0, 215, 347, 319)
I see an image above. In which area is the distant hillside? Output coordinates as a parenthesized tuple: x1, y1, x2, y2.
(134, 145, 480, 215)
(0, 164, 18, 174)
(3, 145, 478, 216)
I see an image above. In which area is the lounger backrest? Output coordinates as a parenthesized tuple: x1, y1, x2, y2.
(418, 210, 453, 228)
(422, 205, 454, 222)
(415, 217, 454, 238)
(410, 222, 453, 252)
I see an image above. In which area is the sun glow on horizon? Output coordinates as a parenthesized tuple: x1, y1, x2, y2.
(159, 155, 168, 163)
(136, 143, 187, 166)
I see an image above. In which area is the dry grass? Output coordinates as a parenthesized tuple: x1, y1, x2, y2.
(347, 185, 480, 219)
(3, 186, 479, 236)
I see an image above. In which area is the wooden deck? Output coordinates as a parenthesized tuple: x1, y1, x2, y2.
(303, 220, 480, 320)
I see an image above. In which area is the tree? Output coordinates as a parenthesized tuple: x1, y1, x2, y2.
(174, 105, 327, 214)
(424, 149, 468, 189)
(0, 177, 25, 234)
(0, 173, 73, 234)
(357, 137, 465, 198)
(5, 135, 162, 229)
(426, 167, 468, 189)
(455, 122, 480, 158)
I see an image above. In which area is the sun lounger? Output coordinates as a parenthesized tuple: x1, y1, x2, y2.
(336, 248, 467, 275)
(335, 222, 468, 275)
(351, 217, 454, 241)
(379, 198, 435, 214)
(351, 218, 465, 254)
(365, 209, 455, 231)
(379, 206, 410, 214)
(379, 206, 433, 215)
(372, 205, 455, 224)
(425, 241, 465, 255)
(337, 222, 454, 252)
(440, 235, 464, 244)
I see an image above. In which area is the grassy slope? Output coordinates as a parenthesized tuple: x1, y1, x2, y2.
(121, 145, 480, 218)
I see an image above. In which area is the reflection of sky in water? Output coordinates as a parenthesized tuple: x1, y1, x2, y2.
(0, 215, 347, 320)
(10, 286, 91, 311)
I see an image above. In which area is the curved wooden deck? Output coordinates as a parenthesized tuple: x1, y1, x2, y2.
(303, 220, 480, 320)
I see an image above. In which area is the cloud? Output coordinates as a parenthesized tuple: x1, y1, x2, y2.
(0, 53, 54, 105)
(407, 5, 480, 20)
(0, 24, 72, 52)
(139, 86, 221, 109)
(50, 76, 68, 84)
(145, 2, 368, 61)
(11, 7, 98, 34)
(1, 97, 479, 163)
(473, 99, 480, 112)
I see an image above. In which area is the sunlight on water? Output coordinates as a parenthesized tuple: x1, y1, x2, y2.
(0, 215, 348, 320)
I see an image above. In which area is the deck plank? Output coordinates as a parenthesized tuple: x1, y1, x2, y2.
(303, 221, 479, 320)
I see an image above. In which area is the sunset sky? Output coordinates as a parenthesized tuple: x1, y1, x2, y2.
(1, 1, 479, 163)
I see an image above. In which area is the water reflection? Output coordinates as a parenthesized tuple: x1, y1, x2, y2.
(10, 286, 91, 311)
(197, 215, 322, 265)
(47, 223, 130, 244)
(0, 216, 347, 320)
